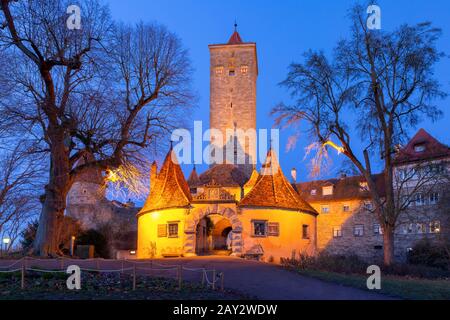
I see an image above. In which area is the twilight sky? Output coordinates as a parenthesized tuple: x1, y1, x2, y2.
(107, 0, 450, 184)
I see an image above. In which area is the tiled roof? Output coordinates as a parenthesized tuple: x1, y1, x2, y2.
(198, 164, 248, 187)
(139, 149, 191, 214)
(244, 169, 259, 189)
(187, 166, 201, 187)
(228, 31, 243, 44)
(239, 150, 317, 214)
(394, 128, 450, 164)
(296, 174, 385, 202)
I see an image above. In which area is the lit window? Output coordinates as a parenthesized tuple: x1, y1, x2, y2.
(333, 226, 342, 238)
(268, 222, 279, 236)
(429, 192, 439, 205)
(414, 144, 426, 152)
(240, 65, 248, 74)
(321, 205, 330, 214)
(373, 224, 382, 235)
(343, 204, 350, 212)
(407, 223, 414, 234)
(168, 222, 179, 238)
(252, 220, 267, 237)
(157, 224, 167, 237)
(415, 193, 425, 206)
(229, 69, 235, 76)
(322, 186, 333, 196)
(354, 225, 364, 237)
(311, 189, 317, 196)
(430, 221, 441, 234)
(302, 225, 310, 239)
(359, 182, 369, 192)
(215, 66, 223, 75)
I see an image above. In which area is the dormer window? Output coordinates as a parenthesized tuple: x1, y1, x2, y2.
(310, 189, 317, 196)
(322, 186, 333, 196)
(414, 144, 426, 153)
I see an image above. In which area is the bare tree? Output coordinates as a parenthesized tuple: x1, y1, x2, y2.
(272, 4, 446, 265)
(0, 0, 194, 256)
(0, 144, 42, 251)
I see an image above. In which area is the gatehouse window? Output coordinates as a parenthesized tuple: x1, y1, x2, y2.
(157, 224, 167, 237)
(321, 205, 330, 213)
(229, 69, 235, 76)
(252, 220, 267, 237)
(429, 192, 439, 205)
(268, 222, 279, 236)
(322, 186, 333, 196)
(240, 65, 248, 74)
(343, 204, 350, 212)
(373, 224, 382, 235)
(168, 222, 179, 238)
(302, 225, 310, 239)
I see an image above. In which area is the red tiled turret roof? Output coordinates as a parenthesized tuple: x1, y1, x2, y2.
(394, 128, 450, 164)
(138, 148, 192, 215)
(239, 149, 317, 215)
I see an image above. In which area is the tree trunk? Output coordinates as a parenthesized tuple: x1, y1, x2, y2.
(383, 226, 395, 266)
(33, 129, 70, 256)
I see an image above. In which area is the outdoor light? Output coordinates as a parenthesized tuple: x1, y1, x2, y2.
(291, 168, 297, 183)
(2, 238, 10, 245)
(130, 250, 136, 255)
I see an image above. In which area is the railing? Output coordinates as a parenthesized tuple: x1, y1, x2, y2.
(0, 257, 224, 291)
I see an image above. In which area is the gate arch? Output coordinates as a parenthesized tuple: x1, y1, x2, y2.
(184, 205, 242, 256)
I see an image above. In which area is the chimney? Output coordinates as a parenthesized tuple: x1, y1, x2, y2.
(291, 167, 297, 183)
(150, 161, 158, 190)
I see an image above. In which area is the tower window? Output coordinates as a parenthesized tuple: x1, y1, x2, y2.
(215, 66, 223, 75)
(240, 65, 248, 74)
(229, 69, 235, 76)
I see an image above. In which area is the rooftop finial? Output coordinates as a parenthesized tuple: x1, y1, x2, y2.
(234, 19, 238, 31)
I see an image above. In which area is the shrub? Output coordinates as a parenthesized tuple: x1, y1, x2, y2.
(407, 239, 450, 270)
(76, 229, 110, 258)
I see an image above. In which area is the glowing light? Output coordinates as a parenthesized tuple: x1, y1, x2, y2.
(151, 212, 160, 219)
(323, 140, 345, 154)
(2, 238, 10, 245)
(104, 163, 149, 202)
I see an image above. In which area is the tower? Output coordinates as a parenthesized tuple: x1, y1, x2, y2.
(208, 25, 258, 176)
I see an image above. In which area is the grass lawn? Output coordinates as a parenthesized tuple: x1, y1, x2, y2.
(0, 270, 247, 300)
(296, 269, 450, 300)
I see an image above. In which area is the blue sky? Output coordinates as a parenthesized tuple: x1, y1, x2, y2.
(107, 0, 450, 183)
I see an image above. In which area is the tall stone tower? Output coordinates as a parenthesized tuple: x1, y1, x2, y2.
(208, 26, 258, 176)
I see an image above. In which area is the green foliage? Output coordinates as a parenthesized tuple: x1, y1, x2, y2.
(407, 239, 450, 270)
(20, 220, 39, 251)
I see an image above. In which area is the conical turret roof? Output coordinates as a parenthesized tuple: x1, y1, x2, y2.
(239, 149, 317, 214)
(139, 148, 191, 215)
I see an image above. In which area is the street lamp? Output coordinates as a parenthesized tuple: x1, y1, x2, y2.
(2, 238, 11, 256)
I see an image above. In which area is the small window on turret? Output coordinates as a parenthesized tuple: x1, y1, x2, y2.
(240, 65, 248, 74)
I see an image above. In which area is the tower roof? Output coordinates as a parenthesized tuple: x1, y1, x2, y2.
(394, 128, 450, 164)
(239, 150, 317, 214)
(198, 164, 248, 187)
(139, 148, 191, 214)
(228, 30, 243, 45)
(187, 165, 201, 187)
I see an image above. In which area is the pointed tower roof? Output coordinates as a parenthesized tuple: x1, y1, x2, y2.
(187, 165, 201, 187)
(228, 22, 243, 44)
(394, 128, 450, 164)
(139, 148, 191, 215)
(239, 150, 317, 215)
(228, 31, 243, 44)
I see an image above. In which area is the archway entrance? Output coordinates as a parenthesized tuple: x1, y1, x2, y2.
(195, 214, 233, 255)
(184, 205, 243, 257)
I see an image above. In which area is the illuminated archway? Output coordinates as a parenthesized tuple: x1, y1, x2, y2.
(184, 205, 242, 256)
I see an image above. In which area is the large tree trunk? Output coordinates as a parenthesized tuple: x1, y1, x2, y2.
(33, 130, 70, 256)
(382, 226, 395, 266)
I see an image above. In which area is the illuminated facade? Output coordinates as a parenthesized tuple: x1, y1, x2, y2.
(137, 30, 318, 262)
